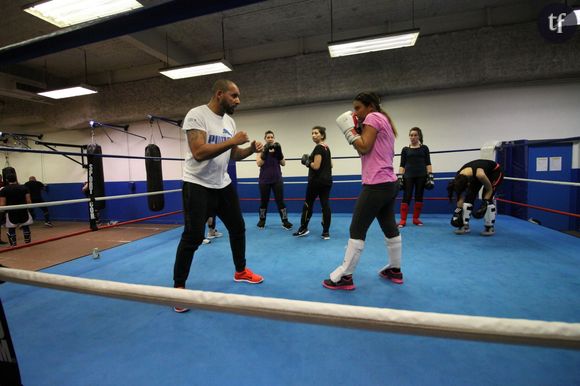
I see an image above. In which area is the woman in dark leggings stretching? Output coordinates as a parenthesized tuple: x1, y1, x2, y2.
(323, 92, 403, 290)
(397, 127, 433, 227)
(448, 159, 504, 236)
(293, 126, 332, 239)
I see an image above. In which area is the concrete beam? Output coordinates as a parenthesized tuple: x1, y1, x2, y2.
(0, 0, 266, 66)
(123, 31, 194, 67)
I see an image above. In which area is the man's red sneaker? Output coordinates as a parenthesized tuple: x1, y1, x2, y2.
(234, 268, 264, 284)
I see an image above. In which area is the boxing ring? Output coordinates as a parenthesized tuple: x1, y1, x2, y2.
(0, 139, 579, 385)
(1, 213, 579, 386)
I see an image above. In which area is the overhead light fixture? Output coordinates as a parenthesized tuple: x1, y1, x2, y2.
(159, 60, 233, 80)
(328, 30, 420, 58)
(38, 85, 97, 99)
(23, 0, 143, 28)
(563, 9, 579, 26)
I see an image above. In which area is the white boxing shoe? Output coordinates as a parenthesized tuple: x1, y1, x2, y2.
(207, 229, 223, 239)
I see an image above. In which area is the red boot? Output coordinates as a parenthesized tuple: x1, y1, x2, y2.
(398, 203, 409, 228)
(413, 202, 424, 226)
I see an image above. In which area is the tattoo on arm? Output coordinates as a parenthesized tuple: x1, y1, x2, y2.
(187, 129, 206, 147)
(232, 146, 250, 161)
(187, 129, 208, 160)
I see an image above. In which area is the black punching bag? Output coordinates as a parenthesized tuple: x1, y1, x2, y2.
(145, 144, 164, 211)
(86, 143, 106, 209)
(2, 167, 17, 184)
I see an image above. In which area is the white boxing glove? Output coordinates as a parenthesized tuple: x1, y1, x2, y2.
(336, 111, 361, 145)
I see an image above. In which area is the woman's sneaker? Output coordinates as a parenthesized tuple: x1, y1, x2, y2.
(322, 275, 355, 290)
(379, 268, 404, 284)
(282, 220, 293, 230)
(292, 227, 309, 237)
(454, 225, 470, 235)
(481, 226, 495, 236)
(207, 229, 223, 239)
(321, 232, 330, 240)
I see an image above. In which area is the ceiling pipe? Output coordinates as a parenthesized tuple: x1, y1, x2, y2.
(0, 0, 266, 66)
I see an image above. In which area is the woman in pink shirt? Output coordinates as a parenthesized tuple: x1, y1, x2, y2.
(323, 92, 403, 290)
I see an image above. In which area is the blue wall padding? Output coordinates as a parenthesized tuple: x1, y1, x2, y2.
(238, 173, 456, 215)
(497, 140, 528, 220)
(41, 180, 183, 224)
(496, 140, 578, 232)
(527, 144, 574, 231)
(40, 173, 457, 224)
(572, 168, 580, 231)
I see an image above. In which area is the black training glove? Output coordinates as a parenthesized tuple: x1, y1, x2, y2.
(425, 173, 434, 190)
(272, 142, 283, 160)
(451, 207, 464, 227)
(301, 154, 311, 168)
(260, 143, 271, 160)
(397, 174, 405, 191)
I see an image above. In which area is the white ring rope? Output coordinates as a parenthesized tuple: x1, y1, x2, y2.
(241, 177, 579, 186)
(0, 267, 578, 349)
(0, 189, 182, 211)
(238, 180, 363, 185)
(430, 176, 579, 186)
(2, 175, 575, 211)
(504, 176, 580, 187)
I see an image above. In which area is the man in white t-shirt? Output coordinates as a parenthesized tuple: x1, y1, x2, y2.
(173, 79, 264, 313)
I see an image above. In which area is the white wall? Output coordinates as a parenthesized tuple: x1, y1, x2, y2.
(4, 121, 187, 183)
(235, 80, 580, 179)
(4, 80, 579, 183)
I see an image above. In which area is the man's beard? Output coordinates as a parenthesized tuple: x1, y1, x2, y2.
(222, 100, 236, 115)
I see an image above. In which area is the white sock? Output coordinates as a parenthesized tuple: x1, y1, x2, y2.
(330, 239, 364, 282)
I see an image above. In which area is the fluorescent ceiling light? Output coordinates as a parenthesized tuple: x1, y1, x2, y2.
(23, 0, 143, 28)
(328, 30, 420, 58)
(159, 60, 233, 80)
(38, 86, 97, 99)
(563, 9, 580, 26)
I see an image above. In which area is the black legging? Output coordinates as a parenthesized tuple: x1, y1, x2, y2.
(7, 225, 31, 246)
(402, 176, 426, 204)
(259, 180, 286, 212)
(299, 181, 332, 232)
(173, 182, 246, 287)
(350, 182, 399, 240)
(30, 203, 50, 222)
